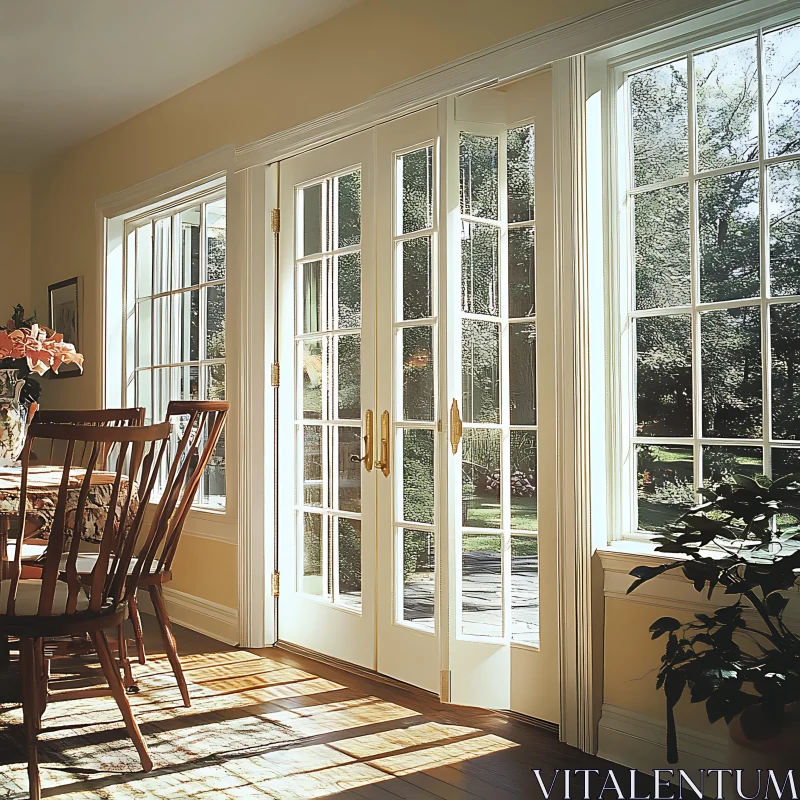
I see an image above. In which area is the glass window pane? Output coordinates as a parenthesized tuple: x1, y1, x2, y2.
(461, 222, 499, 316)
(337, 518, 361, 609)
(337, 333, 360, 420)
(303, 425, 323, 506)
(402, 326, 434, 422)
(773, 448, 800, 480)
(462, 429, 501, 529)
(635, 184, 690, 310)
(401, 237, 432, 320)
(768, 162, 800, 297)
(136, 223, 153, 298)
(511, 535, 539, 647)
(507, 125, 535, 223)
(302, 512, 324, 596)
(636, 315, 692, 437)
(510, 431, 537, 532)
(400, 146, 433, 234)
(206, 197, 226, 281)
(636, 445, 694, 533)
(336, 252, 361, 329)
(174, 289, 200, 363)
(302, 339, 323, 420)
(153, 216, 172, 294)
(178, 206, 201, 289)
(699, 170, 760, 303)
(206, 284, 225, 360)
(401, 529, 435, 630)
(400, 429, 434, 525)
(200, 429, 226, 509)
(126, 230, 136, 314)
(771, 303, 800, 440)
(302, 260, 323, 334)
(509, 322, 536, 426)
(461, 533, 502, 637)
(152, 295, 171, 366)
(701, 306, 762, 438)
(301, 182, 324, 257)
(462, 319, 500, 424)
(460, 133, 498, 219)
(508, 227, 535, 317)
(629, 59, 688, 187)
(765, 23, 800, 159)
(137, 299, 152, 368)
(336, 426, 361, 513)
(336, 170, 361, 249)
(695, 38, 759, 171)
(703, 445, 762, 485)
(204, 363, 222, 401)
(137, 368, 152, 425)
(181, 365, 200, 401)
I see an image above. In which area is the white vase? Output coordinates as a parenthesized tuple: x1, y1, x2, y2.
(0, 369, 32, 465)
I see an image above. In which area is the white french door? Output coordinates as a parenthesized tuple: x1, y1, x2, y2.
(277, 73, 558, 722)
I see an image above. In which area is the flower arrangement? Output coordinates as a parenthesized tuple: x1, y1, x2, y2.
(0, 304, 84, 403)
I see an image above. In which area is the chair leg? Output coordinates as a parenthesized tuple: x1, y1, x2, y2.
(129, 593, 147, 665)
(149, 584, 190, 708)
(117, 621, 137, 692)
(20, 637, 41, 800)
(89, 629, 153, 773)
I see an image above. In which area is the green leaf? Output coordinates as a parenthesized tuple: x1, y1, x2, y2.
(650, 617, 682, 639)
(734, 474, 765, 493)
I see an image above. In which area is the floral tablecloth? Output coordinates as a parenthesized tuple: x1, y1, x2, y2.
(0, 465, 138, 543)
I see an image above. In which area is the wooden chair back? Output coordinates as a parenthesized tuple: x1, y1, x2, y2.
(33, 408, 145, 469)
(133, 401, 229, 583)
(3, 420, 171, 618)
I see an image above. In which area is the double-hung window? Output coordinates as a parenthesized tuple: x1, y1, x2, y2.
(122, 189, 227, 509)
(612, 14, 800, 538)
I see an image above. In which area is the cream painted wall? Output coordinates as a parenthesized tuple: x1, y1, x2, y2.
(28, 0, 628, 624)
(0, 173, 32, 316)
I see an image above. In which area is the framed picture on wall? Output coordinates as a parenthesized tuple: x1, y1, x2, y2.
(48, 276, 82, 378)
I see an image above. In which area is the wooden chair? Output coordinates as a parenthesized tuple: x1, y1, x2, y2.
(78, 400, 229, 707)
(0, 419, 171, 800)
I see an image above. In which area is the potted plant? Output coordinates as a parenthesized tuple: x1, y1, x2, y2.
(0, 304, 83, 463)
(628, 473, 800, 769)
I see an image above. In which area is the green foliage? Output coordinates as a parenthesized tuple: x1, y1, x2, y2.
(629, 473, 800, 763)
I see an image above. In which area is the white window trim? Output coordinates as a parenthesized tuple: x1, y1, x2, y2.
(587, 0, 800, 550)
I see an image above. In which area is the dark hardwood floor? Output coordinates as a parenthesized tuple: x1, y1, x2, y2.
(0, 615, 646, 799)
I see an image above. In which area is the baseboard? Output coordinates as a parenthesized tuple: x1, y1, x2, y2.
(597, 704, 728, 773)
(137, 587, 239, 646)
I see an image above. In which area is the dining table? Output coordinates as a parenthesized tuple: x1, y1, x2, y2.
(0, 465, 139, 572)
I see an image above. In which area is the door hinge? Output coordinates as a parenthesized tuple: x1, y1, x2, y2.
(271, 571, 280, 597)
(270, 362, 280, 387)
(271, 208, 281, 234)
(440, 669, 451, 702)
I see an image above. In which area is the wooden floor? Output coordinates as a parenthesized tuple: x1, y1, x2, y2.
(0, 616, 644, 799)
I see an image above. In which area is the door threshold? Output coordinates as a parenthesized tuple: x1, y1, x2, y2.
(275, 640, 440, 701)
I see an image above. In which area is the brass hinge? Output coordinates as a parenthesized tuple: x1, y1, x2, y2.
(271, 208, 281, 234)
(270, 362, 280, 387)
(271, 571, 280, 597)
(440, 670, 451, 702)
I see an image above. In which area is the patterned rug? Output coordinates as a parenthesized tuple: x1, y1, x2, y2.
(0, 647, 514, 798)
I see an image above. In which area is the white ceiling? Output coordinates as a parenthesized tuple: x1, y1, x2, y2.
(0, 0, 360, 170)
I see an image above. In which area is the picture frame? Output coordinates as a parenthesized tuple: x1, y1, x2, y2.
(48, 276, 82, 378)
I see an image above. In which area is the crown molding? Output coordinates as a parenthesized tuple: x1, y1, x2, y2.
(234, 0, 737, 172)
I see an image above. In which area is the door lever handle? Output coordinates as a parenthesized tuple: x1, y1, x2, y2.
(450, 398, 463, 454)
(351, 409, 374, 471)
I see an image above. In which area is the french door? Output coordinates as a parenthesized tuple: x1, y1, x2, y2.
(277, 72, 558, 722)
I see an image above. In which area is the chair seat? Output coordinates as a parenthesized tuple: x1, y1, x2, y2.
(0, 579, 89, 616)
(65, 553, 161, 577)
(6, 543, 48, 563)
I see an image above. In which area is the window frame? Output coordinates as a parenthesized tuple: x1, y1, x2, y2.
(121, 184, 228, 512)
(594, 0, 800, 544)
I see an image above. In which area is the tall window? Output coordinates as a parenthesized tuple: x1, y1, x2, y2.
(622, 20, 800, 535)
(124, 190, 227, 509)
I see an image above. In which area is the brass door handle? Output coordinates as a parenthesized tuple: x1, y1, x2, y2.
(374, 410, 390, 477)
(350, 409, 373, 471)
(450, 399, 462, 454)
